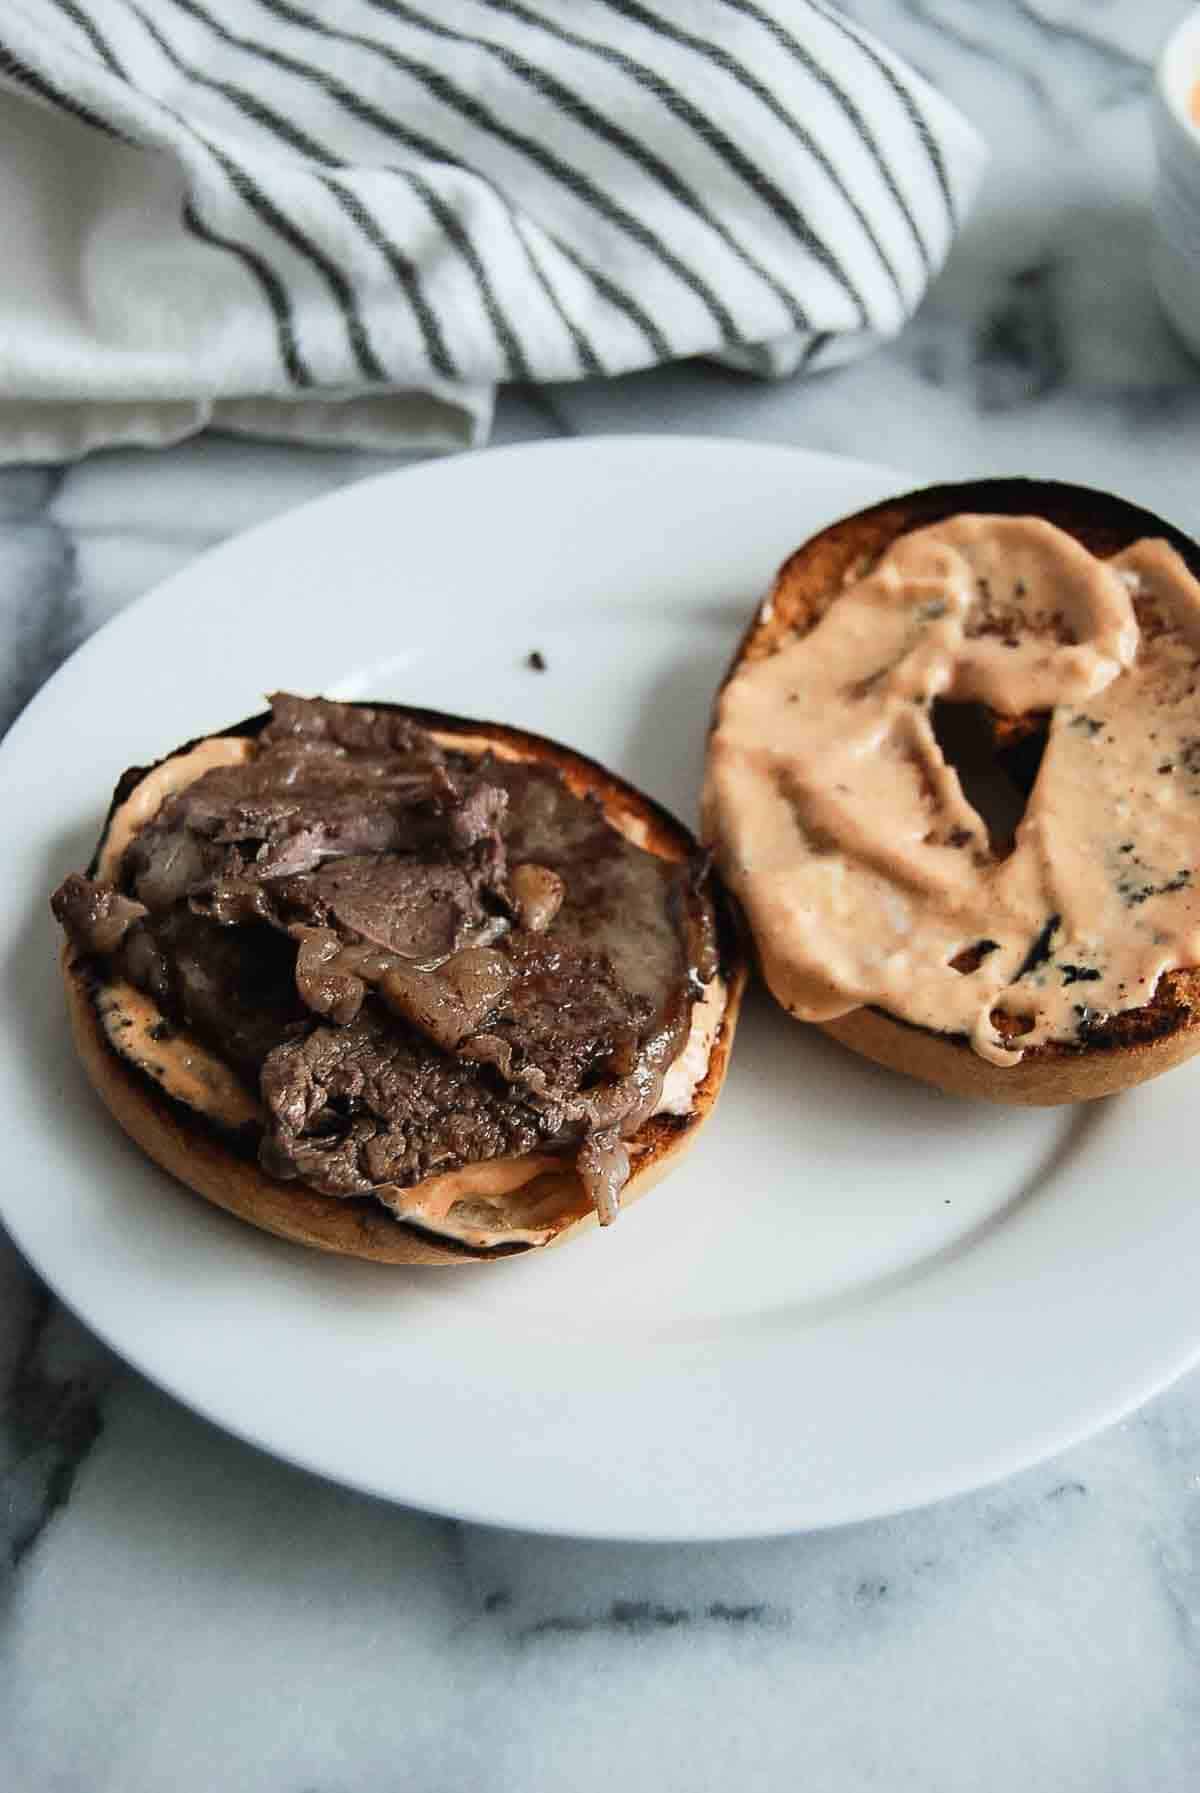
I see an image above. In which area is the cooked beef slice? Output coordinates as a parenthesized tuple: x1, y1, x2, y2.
(123, 706, 505, 913)
(465, 936, 653, 1095)
(123, 909, 309, 1080)
(260, 691, 440, 758)
(485, 757, 698, 1065)
(200, 853, 493, 960)
(53, 874, 147, 955)
(259, 1008, 554, 1195)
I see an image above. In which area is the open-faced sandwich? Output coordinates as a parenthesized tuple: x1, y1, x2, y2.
(53, 695, 745, 1261)
(704, 478, 1200, 1104)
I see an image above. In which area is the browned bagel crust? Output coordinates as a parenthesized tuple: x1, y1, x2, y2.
(717, 478, 1200, 1105)
(64, 704, 747, 1261)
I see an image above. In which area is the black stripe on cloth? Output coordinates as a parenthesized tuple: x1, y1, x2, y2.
(37, 0, 313, 388)
(150, 0, 554, 380)
(121, 0, 458, 380)
(165, 0, 658, 367)
(543, 232, 670, 361)
(717, 0, 934, 273)
(389, 169, 534, 382)
(0, 39, 132, 139)
(798, 329, 831, 373)
(491, 0, 912, 334)
(239, 0, 610, 373)
(592, 0, 902, 317)
(51, 0, 480, 382)
(126, 0, 389, 383)
(201, 142, 388, 384)
(183, 198, 314, 384)
(204, 0, 731, 350)
(46, 0, 123, 78)
(804, 0, 957, 227)
(500, 216, 606, 377)
(349, 0, 808, 338)
(318, 176, 457, 381)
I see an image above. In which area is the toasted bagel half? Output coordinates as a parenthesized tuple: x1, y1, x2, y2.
(705, 479, 1200, 1105)
(59, 704, 746, 1262)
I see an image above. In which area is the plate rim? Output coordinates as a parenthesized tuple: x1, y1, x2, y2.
(4, 433, 1198, 1541)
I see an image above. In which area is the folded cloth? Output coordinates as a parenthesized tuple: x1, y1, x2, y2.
(0, 0, 986, 463)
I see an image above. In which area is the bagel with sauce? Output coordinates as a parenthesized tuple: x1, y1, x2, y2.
(704, 479, 1200, 1104)
(53, 696, 745, 1262)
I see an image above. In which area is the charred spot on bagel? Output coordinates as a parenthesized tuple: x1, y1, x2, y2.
(867, 961, 1200, 1060)
(1014, 916, 1061, 983)
(949, 940, 1000, 975)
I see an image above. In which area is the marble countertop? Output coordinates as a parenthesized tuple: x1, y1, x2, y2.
(5, 4, 1200, 1788)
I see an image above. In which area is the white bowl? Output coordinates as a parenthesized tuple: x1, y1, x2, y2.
(1153, 7, 1200, 358)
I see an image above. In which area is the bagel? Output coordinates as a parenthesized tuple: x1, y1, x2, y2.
(54, 698, 745, 1262)
(703, 479, 1200, 1105)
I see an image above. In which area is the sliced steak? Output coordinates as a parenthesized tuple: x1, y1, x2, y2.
(52, 696, 718, 1224)
(480, 758, 702, 1085)
(200, 853, 494, 960)
(123, 706, 506, 913)
(53, 874, 147, 956)
(120, 909, 308, 1081)
(259, 1008, 555, 1195)
(260, 691, 441, 758)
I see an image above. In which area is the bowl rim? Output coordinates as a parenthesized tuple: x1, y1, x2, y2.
(1157, 6, 1200, 147)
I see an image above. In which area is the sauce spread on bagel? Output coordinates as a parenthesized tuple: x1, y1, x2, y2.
(705, 515, 1200, 1065)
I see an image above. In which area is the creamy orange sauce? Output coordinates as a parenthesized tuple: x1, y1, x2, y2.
(705, 515, 1200, 1065)
(377, 1155, 570, 1249)
(658, 974, 725, 1111)
(1191, 77, 1200, 127)
(94, 725, 719, 1246)
(95, 973, 264, 1126)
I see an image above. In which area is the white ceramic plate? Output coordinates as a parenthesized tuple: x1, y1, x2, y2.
(2, 437, 1197, 1541)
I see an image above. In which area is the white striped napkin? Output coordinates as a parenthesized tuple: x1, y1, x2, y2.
(0, 0, 986, 463)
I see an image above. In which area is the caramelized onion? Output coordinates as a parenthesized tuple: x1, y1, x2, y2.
(575, 1131, 629, 1227)
(509, 862, 565, 932)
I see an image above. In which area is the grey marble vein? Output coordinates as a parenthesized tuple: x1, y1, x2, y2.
(922, 258, 1068, 410)
(1, 1246, 118, 1582)
(0, 504, 78, 739)
(5, 1286, 101, 1571)
(1009, 0, 1151, 91)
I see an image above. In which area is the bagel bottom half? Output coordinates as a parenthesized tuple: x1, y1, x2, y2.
(60, 706, 746, 1264)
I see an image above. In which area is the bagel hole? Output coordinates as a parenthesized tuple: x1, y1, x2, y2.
(930, 700, 1048, 857)
(990, 1006, 1035, 1041)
